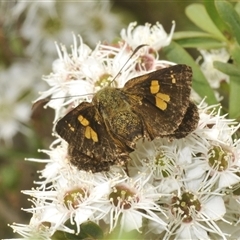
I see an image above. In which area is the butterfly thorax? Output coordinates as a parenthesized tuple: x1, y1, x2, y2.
(92, 86, 144, 148)
(92, 87, 134, 117)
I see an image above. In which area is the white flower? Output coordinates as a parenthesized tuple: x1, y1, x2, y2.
(121, 21, 175, 51)
(199, 48, 230, 89)
(0, 62, 40, 144)
(11, 1, 124, 57)
(170, 192, 227, 239)
(20, 166, 111, 236)
(150, 185, 227, 239)
(99, 175, 167, 233)
(189, 105, 240, 189)
(35, 37, 132, 121)
(10, 221, 52, 240)
(10, 197, 75, 239)
(27, 139, 69, 186)
(79, 43, 135, 89)
(34, 35, 95, 121)
(128, 103, 240, 239)
(129, 139, 183, 190)
(36, 34, 174, 123)
(70, 1, 124, 47)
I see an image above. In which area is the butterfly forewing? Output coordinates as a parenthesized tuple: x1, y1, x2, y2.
(123, 65, 192, 136)
(55, 102, 97, 148)
(55, 102, 130, 172)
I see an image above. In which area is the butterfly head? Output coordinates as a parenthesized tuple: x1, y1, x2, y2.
(94, 73, 118, 91)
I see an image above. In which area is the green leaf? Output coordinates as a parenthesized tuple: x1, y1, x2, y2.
(229, 76, 240, 119)
(203, 0, 231, 39)
(175, 37, 225, 49)
(173, 31, 226, 49)
(229, 43, 240, 66)
(78, 221, 104, 240)
(0, 165, 20, 190)
(218, 81, 230, 114)
(174, 31, 217, 39)
(215, 1, 240, 46)
(162, 42, 217, 105)
(235, 2, 240, 16)
(63, 221, 104, 239)
(213, 61, 240, 78)
(106, 226, 143, 239)
(185, 3, 226, 41)
(213, 61, 240, 119)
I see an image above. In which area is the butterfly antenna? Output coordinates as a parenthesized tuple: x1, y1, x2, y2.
(33, 44, 148, 110)
(111, 44, 148, 84)
(32, 93, 93, 110)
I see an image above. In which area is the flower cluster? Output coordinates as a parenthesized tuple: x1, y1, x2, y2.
(10, 22, 240, 240)
(0, 62, 40, 144)
(0, 1, 124, 145)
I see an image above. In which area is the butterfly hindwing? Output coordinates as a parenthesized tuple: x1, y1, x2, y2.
(170, 101, 199, 138)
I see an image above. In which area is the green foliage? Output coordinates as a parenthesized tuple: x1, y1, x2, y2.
(173, 0, 240, 120)
(215, 1, 240, 45)
(54, 219, 142, 239)
(0, 165, 20, 191)
(62, 221, 103, 240)
(185, 3, 226, 41)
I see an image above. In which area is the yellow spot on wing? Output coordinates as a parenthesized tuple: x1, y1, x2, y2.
(78, 115, 98, 142)
(156, 92, 170, 102)
(78, 115, 89, 126)
(171, 74, 176, 84)
(150, 80, 160, 94)
(85, 126, 98, 142)
(90, 128, 98, 142)
(155, 93, 170, 110)
(68, 123, 75, 132)
(85, 126, 91, 139)
(155, 97, 167, 110)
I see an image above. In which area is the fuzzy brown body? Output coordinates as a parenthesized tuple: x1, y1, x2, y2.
(93, 87, 144, 149)
(55, 64, 199, 172)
